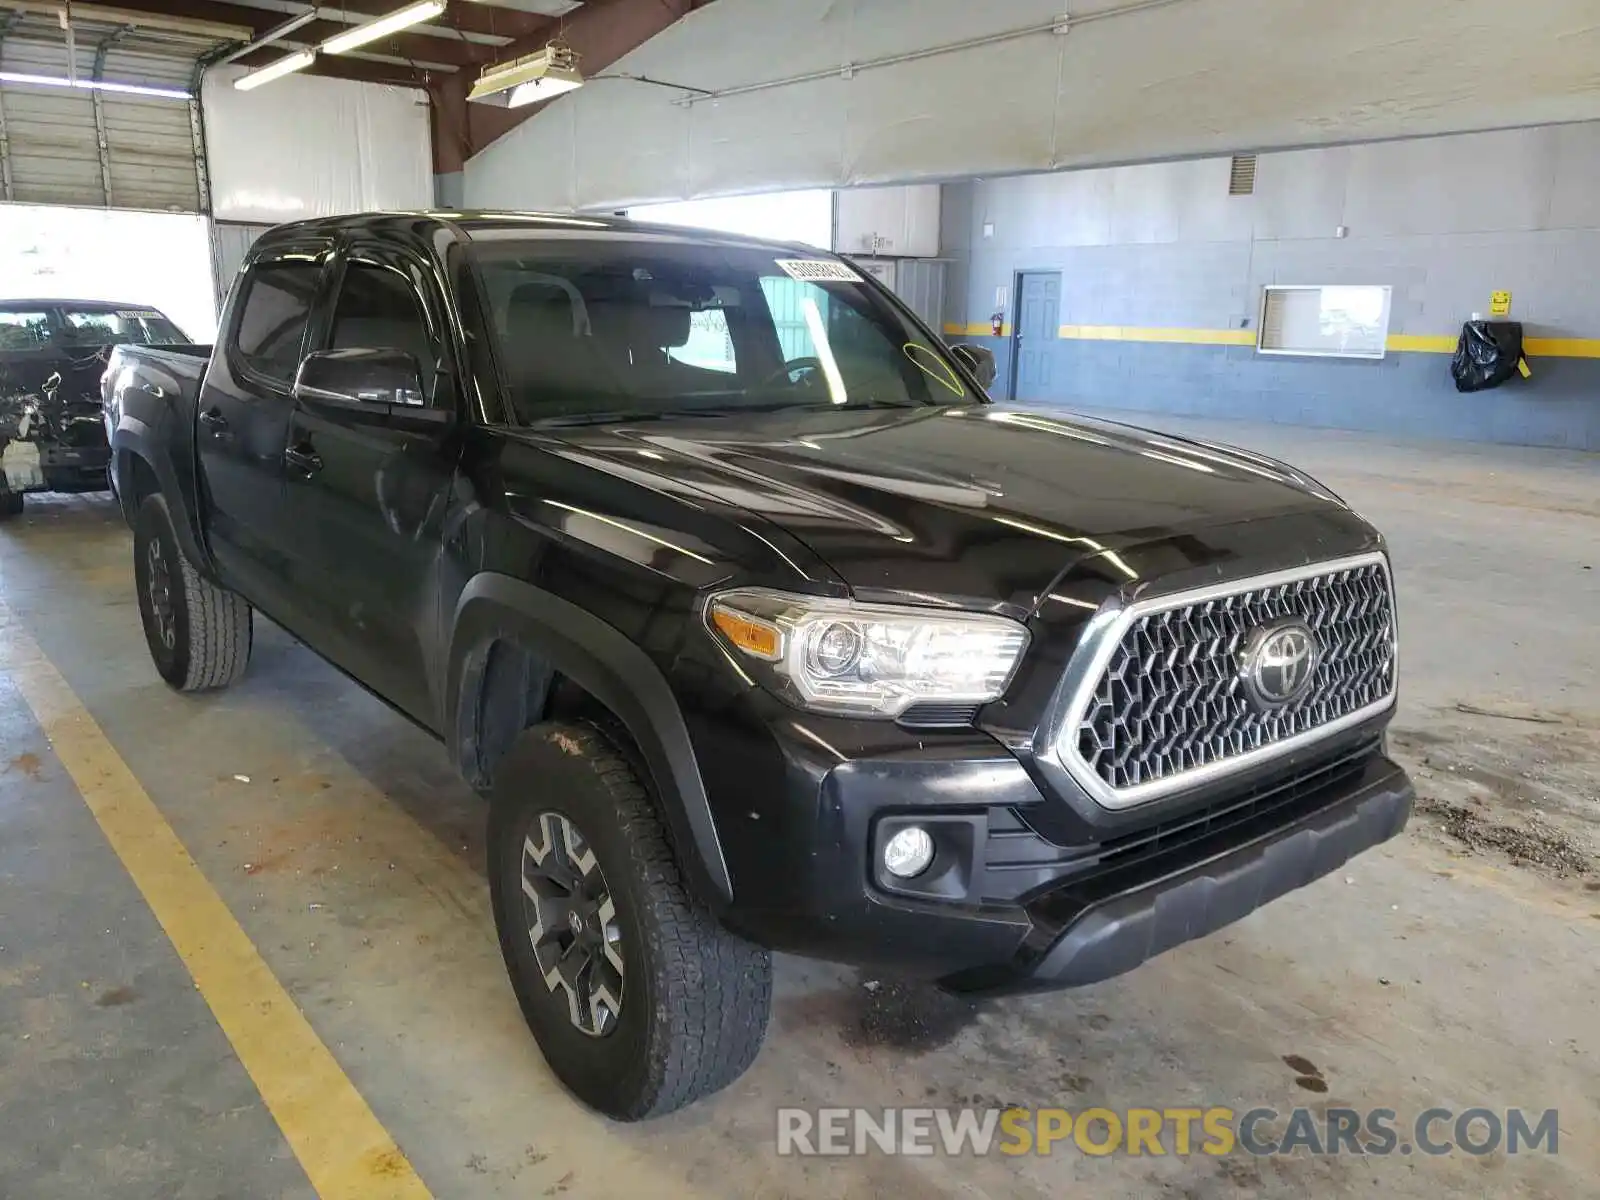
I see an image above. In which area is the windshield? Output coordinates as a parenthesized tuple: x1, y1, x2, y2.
(466, 237, 976, 424)
(0, 305, 185, 351)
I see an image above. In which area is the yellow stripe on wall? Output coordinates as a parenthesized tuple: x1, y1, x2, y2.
(943, 322, 1600, 358)
(1384, 334, 1459, 353)
(1525, 337, 1600, 359)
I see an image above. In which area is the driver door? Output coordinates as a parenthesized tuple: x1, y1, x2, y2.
(279, 242, 460, 727)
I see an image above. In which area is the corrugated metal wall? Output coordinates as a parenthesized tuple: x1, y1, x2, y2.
(0, 40, 101, 206)
(101, 45, 205, 212)
(891, 258, 947, 333)
(209, 220, 274, 312)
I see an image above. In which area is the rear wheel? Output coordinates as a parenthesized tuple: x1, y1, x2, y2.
(488, 722, 772, 1119)
(133, 494, 251, 691)
(0, 491, 23, 520)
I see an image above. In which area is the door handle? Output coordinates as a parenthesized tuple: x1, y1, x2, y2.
(199, 407, 231, 439)
(285, 443, 324, 477)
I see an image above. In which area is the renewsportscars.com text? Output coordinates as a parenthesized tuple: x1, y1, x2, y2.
(776, 1106, 1560, 1158)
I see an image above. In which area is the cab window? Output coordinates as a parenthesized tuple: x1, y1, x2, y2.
(235, 260, 321, 382)
(328, 262, 435, 376)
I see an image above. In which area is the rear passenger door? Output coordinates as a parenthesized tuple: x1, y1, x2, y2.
(280, 241, 460, 727)
(197, 244, 330, 604)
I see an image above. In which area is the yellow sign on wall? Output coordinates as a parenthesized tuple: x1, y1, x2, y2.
(1490, 290, 1512, 317)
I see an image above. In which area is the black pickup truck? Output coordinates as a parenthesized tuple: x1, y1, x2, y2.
(0, 300, 186, 516)
(104, 212, 1413, 1119)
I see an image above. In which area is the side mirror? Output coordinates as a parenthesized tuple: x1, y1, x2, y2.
(293, 348, 453, 434)
(949, 343, 997, 389)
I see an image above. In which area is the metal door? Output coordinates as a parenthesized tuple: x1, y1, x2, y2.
(1009, 272, 1060, 402)
(281, 243, 459, 727)
(0, 11, 214, 211)
(196, 242, 329, 608)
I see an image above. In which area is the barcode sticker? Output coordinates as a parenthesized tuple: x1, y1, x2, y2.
(773, 259, 862, 284)
(116, 309, 163, 320)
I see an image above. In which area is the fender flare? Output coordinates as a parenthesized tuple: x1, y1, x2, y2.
(112, 429, 212, 576)
(446, 573, 733, 907)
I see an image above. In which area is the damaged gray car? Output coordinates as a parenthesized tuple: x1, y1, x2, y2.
(0, 300, 187, 518)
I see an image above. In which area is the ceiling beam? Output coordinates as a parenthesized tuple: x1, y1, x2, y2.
(3, 0, 253, 40)
(98, 1, 506, 71)
(295, 54, 438, 87)
(222, 0, 548, 42)
(231, 22, 491, 68)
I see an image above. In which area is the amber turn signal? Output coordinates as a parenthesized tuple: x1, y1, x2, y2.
(711, 606, 783, 661)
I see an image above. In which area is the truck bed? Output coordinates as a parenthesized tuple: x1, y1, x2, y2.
(103, 342, 215, 527)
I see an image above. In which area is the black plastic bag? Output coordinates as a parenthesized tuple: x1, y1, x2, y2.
(1451, 320, 1524, 392)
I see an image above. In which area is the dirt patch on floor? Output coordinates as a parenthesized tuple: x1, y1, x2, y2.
(1392, 708, 1598, 882)
(5, 752, 44, 781)
(1413, 795, 1592, 875)
(779, 974, 982, 1055)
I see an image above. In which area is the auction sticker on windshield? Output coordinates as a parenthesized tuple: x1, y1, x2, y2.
(774, 259, 862, 283)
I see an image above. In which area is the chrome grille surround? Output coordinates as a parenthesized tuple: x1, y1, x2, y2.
(1042, 552, 1398, 810)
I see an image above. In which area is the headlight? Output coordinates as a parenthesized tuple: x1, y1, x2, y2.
(706, 588, 1029, 718)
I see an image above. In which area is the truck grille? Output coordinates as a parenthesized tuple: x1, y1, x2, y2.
(1062, 554, 1396, 807)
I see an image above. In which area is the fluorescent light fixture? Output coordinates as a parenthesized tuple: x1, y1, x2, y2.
(322, 0, 447, 56)
(234, 50, 316, 91)
(468, 42, 584, 107)
(0, 71, 191, 100)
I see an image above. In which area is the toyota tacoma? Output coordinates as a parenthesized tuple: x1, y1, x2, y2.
(104, 212, 1412, 1119)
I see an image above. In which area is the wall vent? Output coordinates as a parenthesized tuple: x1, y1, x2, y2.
(1229, 154, 1257, 196)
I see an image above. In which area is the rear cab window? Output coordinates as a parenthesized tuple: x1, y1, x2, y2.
(234, 257, 324, 383)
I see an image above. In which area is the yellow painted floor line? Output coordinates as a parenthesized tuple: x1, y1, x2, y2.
(0, 602, 433, 1200)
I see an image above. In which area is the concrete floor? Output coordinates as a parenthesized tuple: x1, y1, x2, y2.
(0, 416, 1595, 1199)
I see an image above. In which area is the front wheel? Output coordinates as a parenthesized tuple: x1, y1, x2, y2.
(488, 723, 772, 1119)
(133, 494, 252, 691)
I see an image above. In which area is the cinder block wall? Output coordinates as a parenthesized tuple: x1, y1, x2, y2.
(943, 123, 1600, 450)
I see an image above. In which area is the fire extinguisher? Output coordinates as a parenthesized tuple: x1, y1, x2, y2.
(990, 311, 1005, 337)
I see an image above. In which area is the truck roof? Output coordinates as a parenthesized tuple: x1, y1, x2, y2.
(252, 210, 828, 259)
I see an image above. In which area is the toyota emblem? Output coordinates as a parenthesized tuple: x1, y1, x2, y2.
(1239, 620, 1321, 710)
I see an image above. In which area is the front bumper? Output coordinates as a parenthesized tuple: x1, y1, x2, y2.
(40, 441, 112, 493)
(953, 754, 1412, 993)
(706, 701, 1412, 992)
(0, 440, 110, 495)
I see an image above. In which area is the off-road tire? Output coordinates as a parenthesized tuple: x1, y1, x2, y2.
(133, 493, 251, 691)
(489, 722, 772, 1120)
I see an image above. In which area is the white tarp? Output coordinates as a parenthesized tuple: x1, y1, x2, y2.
(203, 65, 432, 225)
(627, 190, 834, 248)
(464, 0, 1600, 213)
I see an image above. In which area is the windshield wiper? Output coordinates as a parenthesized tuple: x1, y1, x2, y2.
(527, 409, 679, 427)
(527, 398, 950, 427)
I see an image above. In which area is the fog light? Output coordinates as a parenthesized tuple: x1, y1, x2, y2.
(883, 826, 935, 879)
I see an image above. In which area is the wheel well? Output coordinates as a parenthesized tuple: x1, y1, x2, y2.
(463, 637, 633, 792)
(449, 597, 732, 906)
(121, 451, 161, 522)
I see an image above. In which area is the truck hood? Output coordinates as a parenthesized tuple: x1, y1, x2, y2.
(536, 405, 1353, 614)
